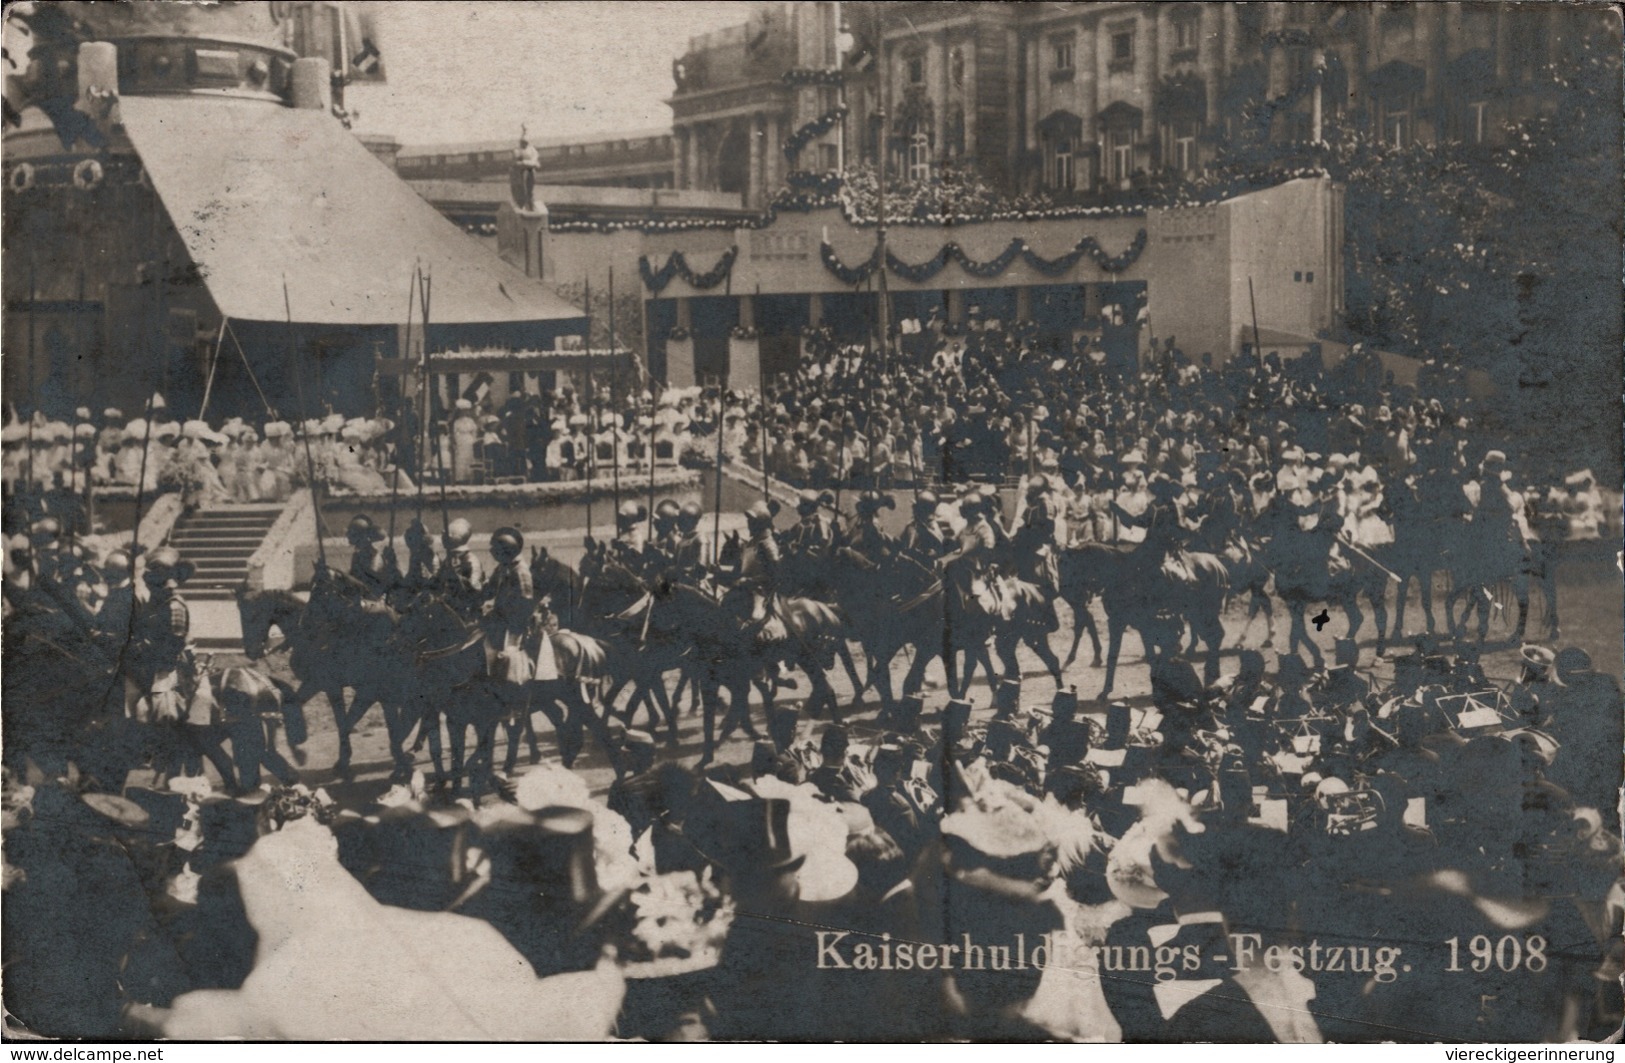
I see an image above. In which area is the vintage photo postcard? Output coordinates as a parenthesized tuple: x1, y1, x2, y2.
(3, 0, 1621, 1044)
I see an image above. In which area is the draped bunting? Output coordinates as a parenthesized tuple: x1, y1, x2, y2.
(783, 105, 849, 165)
(638, 246, 739, 294)
(819, 230, 1148, 286)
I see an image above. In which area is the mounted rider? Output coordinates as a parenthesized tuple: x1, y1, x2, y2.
(1011, 474, 1061, 593)
(670, 501, 707, 585)
(610, 500, 652, 582)
(837, 491, 896, 572)
(344, 514, 395, 601)
(125, 547, 197, 724)
(1110, 473, 1195, 582)
(726, 499, 785, 630)
(1462, 449, 1528, 575)
(481, 526, 535, 683)
(897, 490, 946, 567)
(938, 490, 998, 615)
(651, 498, 683, 558)
(400, 516, 439, 593)
(435, 517, 484, 620)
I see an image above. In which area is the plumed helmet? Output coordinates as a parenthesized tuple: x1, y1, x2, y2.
(655, 498, 682, 522)
(490, 526, 524, 562)
(444, 518, 473, 548)
(744, 499, 775, 526)
(679, 500, 704, 525)
(797, 489, 821, 515)
(617, 500, 646, 527)
(913, 490, 939, 515)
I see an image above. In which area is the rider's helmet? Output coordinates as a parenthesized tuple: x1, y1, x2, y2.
(490, 526, 523, 563)
(678, 500, 704, 530)
(142, 546, 194, 589)
(616, 500, 646, 530)
(654, 498, 682, 527)
(444, 518, 473, 549)
(744, 499, 775, 531)
(796, 489, 821, 517)
(346, 514, 385, 547)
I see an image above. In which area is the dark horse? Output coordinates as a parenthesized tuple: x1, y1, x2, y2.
(1068, 544, 1228, 698)
(236, 579, 405, 778)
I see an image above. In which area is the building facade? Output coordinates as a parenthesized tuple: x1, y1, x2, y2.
(396, 129, 678, 189)
(666, 2, 1589, 201)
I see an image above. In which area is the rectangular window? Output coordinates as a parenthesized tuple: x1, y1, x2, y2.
(1172, 119, 1198, 173)
(907, 55, 925, 84)
(1053, 138, 1074, 190)
(1109, 127, 1135, 184)
(1112, 31, 1134, 63)
(1053, 39, 1074, 71)
(1173, 17, 1197, 51)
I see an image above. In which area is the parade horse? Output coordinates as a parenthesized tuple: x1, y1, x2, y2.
(824, 547, 984, 709)
(1441, 514, 1535, 645)
(748, 533, 867, 719)
(1068, 544, 1228, 698)
(236, 577, 402, 778)
(713, 531, 853, 751)
(1386, 479, 1447, 643)
(575, 540, 703, 744)
(388, 590, 621, 797)
(986, 571, 1067, 691)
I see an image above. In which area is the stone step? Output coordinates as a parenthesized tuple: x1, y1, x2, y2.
(170, 534, 267, 548)
(172, 544, 261, 558)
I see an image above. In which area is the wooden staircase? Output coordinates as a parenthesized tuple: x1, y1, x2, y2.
(168, 503, 283, 603)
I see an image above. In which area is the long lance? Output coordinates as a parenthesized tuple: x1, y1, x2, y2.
(284, 278, 326, 570)
(1337, 533, 1401, 583)
(405, 262, 425, 524)
(645, 371, 659, 542)
(66, 403, 82, 553)
(584, 276, 594, 542)
(421, 267, 450, 537)
(608, 269, 621, 522)
(712, 388, 725, 565)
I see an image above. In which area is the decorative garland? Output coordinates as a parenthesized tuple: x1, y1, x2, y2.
(638, 246, 739, 294)
(819, 230, 1148, 286)
(729, 325, 760, 340)
(781, 67, 846, 88)
(547, 167, 1326, 236)
(783, 104, 848, 164)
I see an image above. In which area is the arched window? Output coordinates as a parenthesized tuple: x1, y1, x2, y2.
(949, 47, 965, 89)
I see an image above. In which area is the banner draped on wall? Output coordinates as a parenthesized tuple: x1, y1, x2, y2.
(818, 231, 1149, 287)
(638, 247, 739, 294)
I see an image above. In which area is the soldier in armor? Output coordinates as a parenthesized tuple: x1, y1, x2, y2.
(1111, 474, 1193, 582)
(671, 501, 707, 585)
(651, 498, 683, 557)
(93, 549, 135, 651)
(729, 500, 783, 625)
(436, 517, 484, 619)
(401, 516, 439, 592)
(938, 491, 997, 613)
(345, 514, 394, 600)
(838, 491, 896, 572)
(125, 547, 195, 725)
(481, 527, 535, 683)
(897, 490, 945, 567)
(611, 500, 652, 581)
(784, 489, 838, 560)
